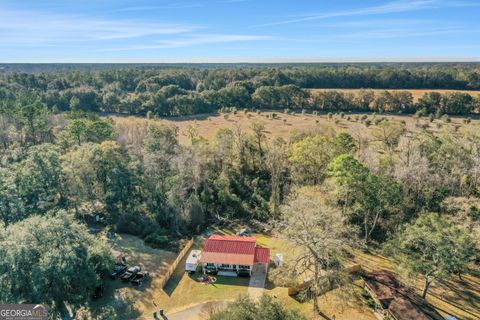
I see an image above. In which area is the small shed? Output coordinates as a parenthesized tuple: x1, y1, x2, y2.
(185, 250, 202, 273)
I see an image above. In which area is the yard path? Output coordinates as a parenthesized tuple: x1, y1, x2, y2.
(247, 263, 267, 300)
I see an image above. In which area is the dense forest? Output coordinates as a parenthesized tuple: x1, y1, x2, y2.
(1, 64, 479, 318)
(1, 64, 479, 118)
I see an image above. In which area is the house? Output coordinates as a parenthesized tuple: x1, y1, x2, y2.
(201, 235, 270, 276)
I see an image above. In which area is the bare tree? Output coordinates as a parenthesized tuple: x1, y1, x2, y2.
(271, 195, 356, 315)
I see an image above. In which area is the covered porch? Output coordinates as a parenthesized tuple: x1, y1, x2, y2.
(202, 262, 252, 276)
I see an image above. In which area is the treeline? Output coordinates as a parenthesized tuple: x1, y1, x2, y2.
(0, 65, 479, 117)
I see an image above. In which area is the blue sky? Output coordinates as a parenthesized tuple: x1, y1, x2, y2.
(0, 0, 479, 62)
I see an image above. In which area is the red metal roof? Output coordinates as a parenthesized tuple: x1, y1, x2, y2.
(202, 235, 271, 266)
(254, 247, 270, 263)
(204, 235, 257, 255)
(201, 252, 254, 265)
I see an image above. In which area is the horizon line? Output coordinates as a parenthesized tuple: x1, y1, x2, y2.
(1, 58, 480, 64)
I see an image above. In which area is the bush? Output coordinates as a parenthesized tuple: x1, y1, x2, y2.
(441, 114, 451, 123)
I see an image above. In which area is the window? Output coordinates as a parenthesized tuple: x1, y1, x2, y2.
(238, 265, 250, 270)
(221, 264, 231, 268)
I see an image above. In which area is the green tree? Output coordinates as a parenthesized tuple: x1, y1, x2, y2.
(288, 136, 333, 185)
(0, 214, 112, 317)
(1, 144, 63, 223)
(328, 154, 401, 244)
(385, 212, 475, 299)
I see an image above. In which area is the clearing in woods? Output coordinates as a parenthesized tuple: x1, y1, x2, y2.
(112, 111, 479, 145)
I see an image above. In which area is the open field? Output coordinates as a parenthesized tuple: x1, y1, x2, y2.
(310, 88, 480, 101)
(112, 110, 480, 145)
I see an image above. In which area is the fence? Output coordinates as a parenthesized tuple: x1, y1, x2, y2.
(158, 238, 194, 289)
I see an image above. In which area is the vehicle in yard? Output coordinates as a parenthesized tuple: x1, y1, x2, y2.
(93, 285, 104, 299)
(236, 228, 252, 236)
(121, 266, 141, 282)
(131, 272, 149, 286)
(110, 263, 128, 279)
(185, 250, 202, 273)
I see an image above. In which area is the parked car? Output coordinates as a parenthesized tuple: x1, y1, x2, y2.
(236, 228, 252, 236)
(131, 272, 149, 286)
(110, 264, 127, 279)
(93, 285, 104, 299)
(121, 266, 141, 282)
(204, 266, 218, 275)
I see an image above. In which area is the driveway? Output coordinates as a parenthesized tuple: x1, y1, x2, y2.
(166, 301, 227, 320)
(247, 263, 267, 300)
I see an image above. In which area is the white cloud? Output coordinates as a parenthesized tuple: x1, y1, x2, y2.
(115, 0, 249, 12)
(100, 34, 271, 51)
(252, 0, 451, 27)
(0, 6, 197, 46)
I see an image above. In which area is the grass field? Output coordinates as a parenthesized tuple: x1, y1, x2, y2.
(113, 110, 479, 145)
(310, 88, 480, 101)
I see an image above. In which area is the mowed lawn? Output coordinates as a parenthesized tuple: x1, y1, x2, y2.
(112, 109, 479, 145)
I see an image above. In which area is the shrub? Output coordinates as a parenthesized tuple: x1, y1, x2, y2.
(441, 114, 451, 123)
